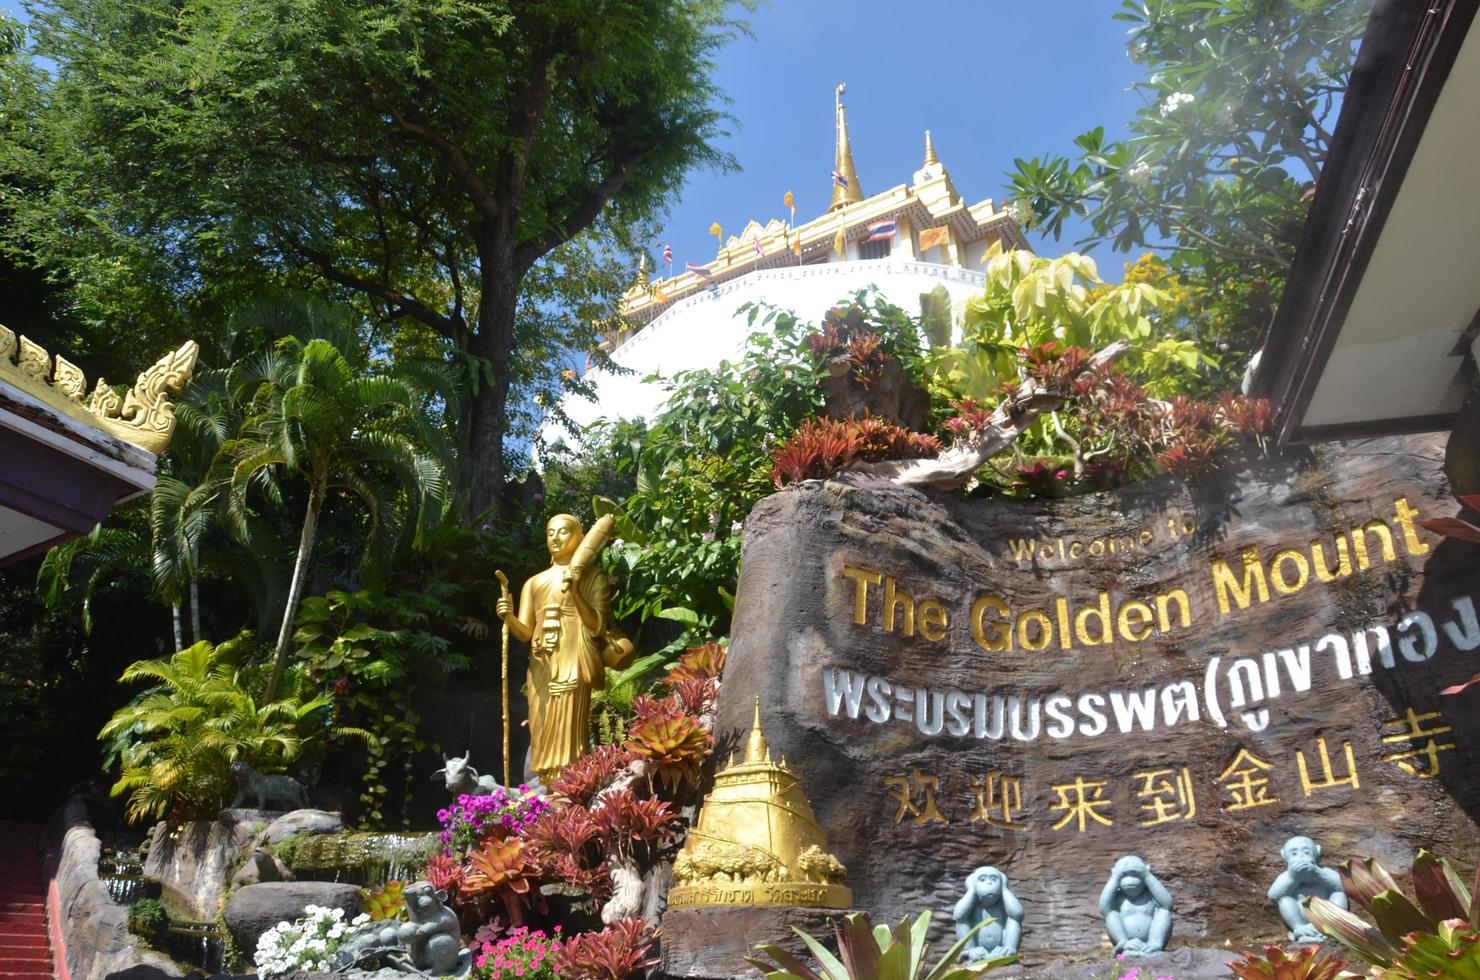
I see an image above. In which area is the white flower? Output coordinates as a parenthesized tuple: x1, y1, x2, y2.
(1125, 162, 1153, 189)
(731, 520, 743, 534)
(1159, 91, 1195, 117)
(1003, 200, 1035, 226)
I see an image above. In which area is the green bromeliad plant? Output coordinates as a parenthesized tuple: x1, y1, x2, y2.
(746, 909, 1013, 980)
(1305, 849, 1480, 978)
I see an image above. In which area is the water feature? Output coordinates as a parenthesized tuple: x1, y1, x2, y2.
(98, 843, 161, 905)
(288, 830, 439, 884)
(161, 919, 225, 972)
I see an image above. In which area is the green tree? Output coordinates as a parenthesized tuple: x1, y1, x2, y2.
(9, 0, 742, 515)
(222, 297, 453, 700)
(1007, 0, 1367, 368)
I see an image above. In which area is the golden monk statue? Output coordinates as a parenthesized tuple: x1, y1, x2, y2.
(497, 514, 633, 783)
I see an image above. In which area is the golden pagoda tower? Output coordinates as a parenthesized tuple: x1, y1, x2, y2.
(668, 698, 852, 909)
(828, 82, 865, 212)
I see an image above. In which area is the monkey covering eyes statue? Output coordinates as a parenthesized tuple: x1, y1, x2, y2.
(953, 865, 1024, 961)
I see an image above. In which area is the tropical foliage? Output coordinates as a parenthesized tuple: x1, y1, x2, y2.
(1007, 0, 1369, 382)
(1306, 850, 1480, 977)
(747, 909, 1013, 980)
(6, 0, 746, 513)
(98, 633, 360, 822)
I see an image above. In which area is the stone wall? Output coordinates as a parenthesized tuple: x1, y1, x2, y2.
(43, 795, 183, 980)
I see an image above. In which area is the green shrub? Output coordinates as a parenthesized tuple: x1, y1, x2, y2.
(127, 898, 167, 940)
(99, 632, 369, 822)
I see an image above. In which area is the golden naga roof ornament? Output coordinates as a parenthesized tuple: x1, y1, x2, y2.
(828, 82, 865, 212)
(0, 322, 198, 456)
(668, 697, 853, 909)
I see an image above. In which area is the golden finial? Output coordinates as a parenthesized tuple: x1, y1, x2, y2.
(923, 130, 940, 167)
(744, 696, 769, 764)
(829, 82, 864, 212)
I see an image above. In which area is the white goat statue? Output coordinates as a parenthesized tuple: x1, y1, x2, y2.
(431, 751, 501, 798)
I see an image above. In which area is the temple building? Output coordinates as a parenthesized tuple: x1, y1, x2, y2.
(549, 84, 1027, 442)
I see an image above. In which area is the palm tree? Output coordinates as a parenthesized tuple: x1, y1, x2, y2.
(149, 367, 235, 646)
(222, 296, 454, 701)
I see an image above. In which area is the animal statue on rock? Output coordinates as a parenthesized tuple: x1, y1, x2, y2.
(228, 762, 308, 811)
(398, 881, 463, 974)
(329, 880, 468, 975)
(953, 865, 1023, 961)
(1268, 835, 1347, 943)
(432, 751, 500, 797)
(1099, 855, 1174, 957)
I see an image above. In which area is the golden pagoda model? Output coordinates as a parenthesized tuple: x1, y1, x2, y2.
(668, 698, 852, 909)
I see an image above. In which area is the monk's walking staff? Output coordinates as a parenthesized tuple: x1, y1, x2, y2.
(495, 568, 511, 788)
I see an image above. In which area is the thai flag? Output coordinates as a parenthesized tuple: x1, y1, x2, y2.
(686, 261, 712, 279)
(662, 242, 673, 264)
(831, 169, 849, 189)
(867, 220, 898, 242)
(753, 237, 764, 256)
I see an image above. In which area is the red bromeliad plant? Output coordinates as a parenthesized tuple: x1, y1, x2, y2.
(623, 695, 713, 793)
(665, 642, 727, 684)
(463, 837, 541, 928)
(1228, 945, 1347, 980)
(671, 676, 718, 715)
(590, 789, 680, 864)
(555, 918, 659, 980)
(551, 745, 635, 808)
(770, 414, 942, 487)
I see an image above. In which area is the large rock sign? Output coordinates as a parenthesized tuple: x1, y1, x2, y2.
(716, 436, 1480, 954)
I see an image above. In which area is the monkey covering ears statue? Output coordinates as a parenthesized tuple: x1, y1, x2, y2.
(1099, 855, 1174, 956)
(953, 865, 1023, 961)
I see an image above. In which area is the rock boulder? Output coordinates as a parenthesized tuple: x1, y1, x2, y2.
(224, 881, 362, 957)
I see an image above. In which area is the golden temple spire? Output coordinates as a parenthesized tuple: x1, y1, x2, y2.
(744, 696, 770, 764)
(829, 82, 864, 212)
(923, 130, 939, 167)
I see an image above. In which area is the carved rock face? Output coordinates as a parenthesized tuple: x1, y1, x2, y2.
(820, 355, 931, 432)
(713, 435, 1480, 955)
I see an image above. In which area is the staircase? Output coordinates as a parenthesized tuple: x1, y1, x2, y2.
(0, 823, 55, 980)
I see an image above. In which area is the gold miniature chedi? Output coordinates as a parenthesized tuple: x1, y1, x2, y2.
(669, 698, 851, 909)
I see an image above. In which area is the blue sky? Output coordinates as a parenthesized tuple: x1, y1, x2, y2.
(653, 1, 1147, 278)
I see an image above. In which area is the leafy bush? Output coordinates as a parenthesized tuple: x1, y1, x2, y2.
(294, 585, 472, 829)
(126, 897, 167, 941)
(98, 633, 360, 822)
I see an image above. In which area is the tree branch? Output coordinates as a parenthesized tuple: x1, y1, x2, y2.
(513, 161, 634, 273)
(390, 110, 500, 224)
(297, 245, 464, 341)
